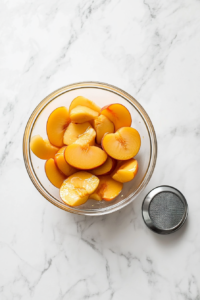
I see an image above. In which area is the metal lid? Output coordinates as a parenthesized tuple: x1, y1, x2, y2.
(142, 185, 188, 234)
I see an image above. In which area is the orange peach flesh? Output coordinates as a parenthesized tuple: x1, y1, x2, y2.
(89, 120, 95, 128)
(63, 122, 91, 145)
(45, 158, 66, 188)
(56, 146, 66, 155)
(112, 159, 138, 183)
(90, 193, 102, 201)
(55, 147, 77, 177)
(101, 103, 132, 131)
(64, 144, 107, 170)
(69, 96, 101, 113)
(94, 115, 114, 144)
(102, 127, 141, 160)
(74, 128, 96, 146)
(60, 172, 99, 206)
(91, 156, 115, 176)
(47, 107, 70, 147)
(91, 176, 123, 201)
(30, 135, 59, 160)
(70, 106, 99, 123)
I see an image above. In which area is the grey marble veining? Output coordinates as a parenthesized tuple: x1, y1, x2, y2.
(0, 0, 200, 299)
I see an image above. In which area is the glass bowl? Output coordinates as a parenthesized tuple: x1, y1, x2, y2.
(23, 82, 157, 216)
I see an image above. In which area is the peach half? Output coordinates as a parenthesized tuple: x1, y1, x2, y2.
(101, 103, 132, 131)
(30, 135, 59, 160)
(112, 158, 138, 183)
(102, 127, 141, 160)
(60, 172, 99, 206)
(54, 147, 77, 177)
(90, 176, 123, 201)
(47, 107, 70, 147)
(69, 96, 101, 113)
(94, 115, 114, 144)
(63, 122, 91, 145)
(45, 158, 66, 188)
(70, 106, 99, 123)
(91, 156, 116, 176)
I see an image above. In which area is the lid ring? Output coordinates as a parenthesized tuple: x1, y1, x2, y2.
(142, 185, 188, 234)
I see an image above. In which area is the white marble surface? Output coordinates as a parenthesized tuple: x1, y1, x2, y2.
(1, 0, 200, 299)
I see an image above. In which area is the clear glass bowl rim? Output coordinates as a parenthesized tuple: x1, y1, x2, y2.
(23, 81, 157, 216)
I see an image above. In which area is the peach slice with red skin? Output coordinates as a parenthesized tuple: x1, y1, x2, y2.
(60, 172, 99, 206)
(112, 158, 138, 183)
(47, 107, 70, 147)
(69, 96, 101, 113)
(101, 103, 132, 131)
(45, 158, 66, 188)
(90, 176, 123, 201)
(91, 156, 116, 176)
(54, 147, 77, 177)
(102, 127, 141, 160)
(70, 106, 99, 123)
(94, 115, 114, 144)
(63, 122, 91, 145)
(30, 135, 59, 160)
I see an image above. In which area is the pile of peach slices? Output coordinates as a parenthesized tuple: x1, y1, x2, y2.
(30, 96, 141, 207)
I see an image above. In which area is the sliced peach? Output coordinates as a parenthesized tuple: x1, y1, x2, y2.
(101, 103, 132, 131)
(55, 147, 77, 176)
(102, 127, 141, 160)
(60, 172, 99, 206)
(90, 193, 102, 201)
(45, 158, 66, 188)
(112, 159, 138, 183)
(111, 160, 123, 172)
(94, 115, 114, 144)
(91, 176, 123, 201)
(64, 144, 107, 170)
(63, 122, 91, 145)
(70, 106, 99, 123)
(30, 135, 59, 159)
(56, 146, 66, 155)
(91, 156, 116, 176)
(74, 128, 96, 146)
(69, 96, 100, 113)
(47, 107, 70, 147)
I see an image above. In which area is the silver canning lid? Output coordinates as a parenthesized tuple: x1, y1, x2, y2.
(142, 186, 188, 234)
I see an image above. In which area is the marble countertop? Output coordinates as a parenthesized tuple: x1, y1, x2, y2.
(1, 0, 200, 299)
